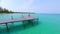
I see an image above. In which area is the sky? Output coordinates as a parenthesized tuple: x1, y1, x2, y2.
(0, 0, 60, 13)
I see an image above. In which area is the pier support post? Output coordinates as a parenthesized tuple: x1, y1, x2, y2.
(28, 20, 34, 26)
(6, 23, 9, 32)
(32, 20, 34, 26)
(22, 21, 26, 29)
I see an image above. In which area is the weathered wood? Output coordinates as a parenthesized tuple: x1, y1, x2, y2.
(0, 17, 38, 24)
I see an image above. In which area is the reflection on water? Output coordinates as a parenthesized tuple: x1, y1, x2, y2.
(0, 20, 39, 34)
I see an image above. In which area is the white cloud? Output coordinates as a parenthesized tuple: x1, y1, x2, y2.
(19, 0, 34, 12)
(0, 0, 2, 6)
(0, 0, 35, 12)
(0, 0, 60, 14)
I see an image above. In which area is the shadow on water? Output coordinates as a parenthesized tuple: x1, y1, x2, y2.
(0, 20, 40, 34)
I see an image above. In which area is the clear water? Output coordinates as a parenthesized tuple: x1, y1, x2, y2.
(0, 14, 60, 34)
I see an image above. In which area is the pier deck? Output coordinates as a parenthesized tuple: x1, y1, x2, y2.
(0, 16, 38, 32)
(0, 16, 37, 24)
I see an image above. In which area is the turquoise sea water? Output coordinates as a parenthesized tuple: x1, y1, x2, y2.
(0, 14, 60, 34)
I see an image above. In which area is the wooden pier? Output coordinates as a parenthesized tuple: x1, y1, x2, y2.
(0, 16, 38, 32)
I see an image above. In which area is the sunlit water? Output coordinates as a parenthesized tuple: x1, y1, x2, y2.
(0, 14, 60, 34)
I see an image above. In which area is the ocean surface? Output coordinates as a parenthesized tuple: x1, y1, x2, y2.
(0, 14, 60, 34)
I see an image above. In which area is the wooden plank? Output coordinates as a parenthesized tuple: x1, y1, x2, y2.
(0, 17, 38, 24)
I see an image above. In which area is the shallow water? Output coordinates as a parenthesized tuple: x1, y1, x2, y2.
(0, 14, 60, 34)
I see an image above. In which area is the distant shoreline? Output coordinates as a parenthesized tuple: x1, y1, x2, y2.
(0, 12, 35, 14)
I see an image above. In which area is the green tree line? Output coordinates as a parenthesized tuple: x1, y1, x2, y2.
(0, 7, 13, 13)
(0, 7, 35, 14)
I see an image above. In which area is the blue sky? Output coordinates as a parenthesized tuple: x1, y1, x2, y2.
(0, 0, 60, 13)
